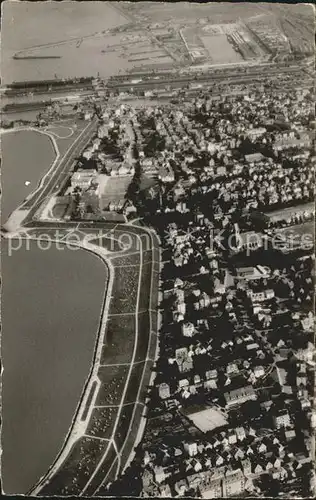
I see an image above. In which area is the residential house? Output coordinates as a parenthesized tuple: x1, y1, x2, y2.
(175, 348, 193, 373)
(200, 477, 222, 499)
(158, 383, 170, 400)
(159, 484, 172, 497)
(182, 322, 195, 337)
(242, 458, 252, 476)
(154, 465, 167, 484)
(273, 409, 291, 429)
(236, 427, 247, 441)
(222, 470, 246, 497)
(224, 386, 257, 408)
(184, 442, 198, 457)
(71, 169, 98, 190)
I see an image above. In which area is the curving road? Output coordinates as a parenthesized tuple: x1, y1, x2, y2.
(22, 116, 99, 223)
(19, 222, 160, 496)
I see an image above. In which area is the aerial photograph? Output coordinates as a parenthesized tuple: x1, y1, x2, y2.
(0, 1, 315, 497)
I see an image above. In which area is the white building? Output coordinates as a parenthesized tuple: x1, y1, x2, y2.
(184, 442, 198, 457)
(274, 410, 291, 429)
(182, 322, 195, 337)
(158, 383, 170, 400)
(71, 169, 98, 190)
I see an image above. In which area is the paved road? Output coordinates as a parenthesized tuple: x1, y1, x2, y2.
(22, 117, 98, 224)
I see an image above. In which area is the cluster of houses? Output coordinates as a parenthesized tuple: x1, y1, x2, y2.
(134, 87, 314, 494)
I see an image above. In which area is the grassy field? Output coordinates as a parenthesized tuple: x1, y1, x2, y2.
(86, 407, 118, 440)
(110, 252, 141, 266)
(113, 228, 141, 252)
(114, 404, 135, 449)
(136, 312, 150, 363)
(92, 457, 118, 496)
(108, 265, 140, 315)
(101, 314, 136, 365)
(120, 403, 145, 470)
(149, 315, 159, 357)
(99, 176, 132, 209)
(151, 273, 160, 312)
(124, 362, 146, 405)
(82, 443, 117, 496)
(138, 261, 152, 312)
(139, 361, 154, 404)
(96, 365, 130, 406)
(142, 249, 153, 264)
(40, 437, 108, 496)
(94, 458, 118, 494)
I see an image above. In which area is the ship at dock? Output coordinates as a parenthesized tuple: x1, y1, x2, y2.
(13, 55, 62, 60)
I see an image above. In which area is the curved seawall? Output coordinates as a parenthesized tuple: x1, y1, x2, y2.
(1, 240, 108, 494)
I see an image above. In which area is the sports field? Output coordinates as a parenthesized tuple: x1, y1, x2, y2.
(186, 407, 228, 433)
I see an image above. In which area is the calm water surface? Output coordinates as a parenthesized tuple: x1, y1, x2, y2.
(1, 2, 128, 84)
(1, 241, 107, 494)
(1, 130, 55, 224)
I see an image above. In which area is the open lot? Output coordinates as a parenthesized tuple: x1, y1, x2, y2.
(185, 407, 228, 433)
(99, 175, 132, 210)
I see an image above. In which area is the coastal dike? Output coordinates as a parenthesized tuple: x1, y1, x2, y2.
(20, 222, 161, 497)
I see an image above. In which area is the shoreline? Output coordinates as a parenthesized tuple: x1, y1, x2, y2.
(1, 127, 60, 229)
(19, 236, 115, 496)
(2, 121, 161, 494)
(21, 224, 161, 496)
(2, 120, 93, 232)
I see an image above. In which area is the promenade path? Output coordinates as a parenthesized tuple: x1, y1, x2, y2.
(16, 222, 161, 496)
